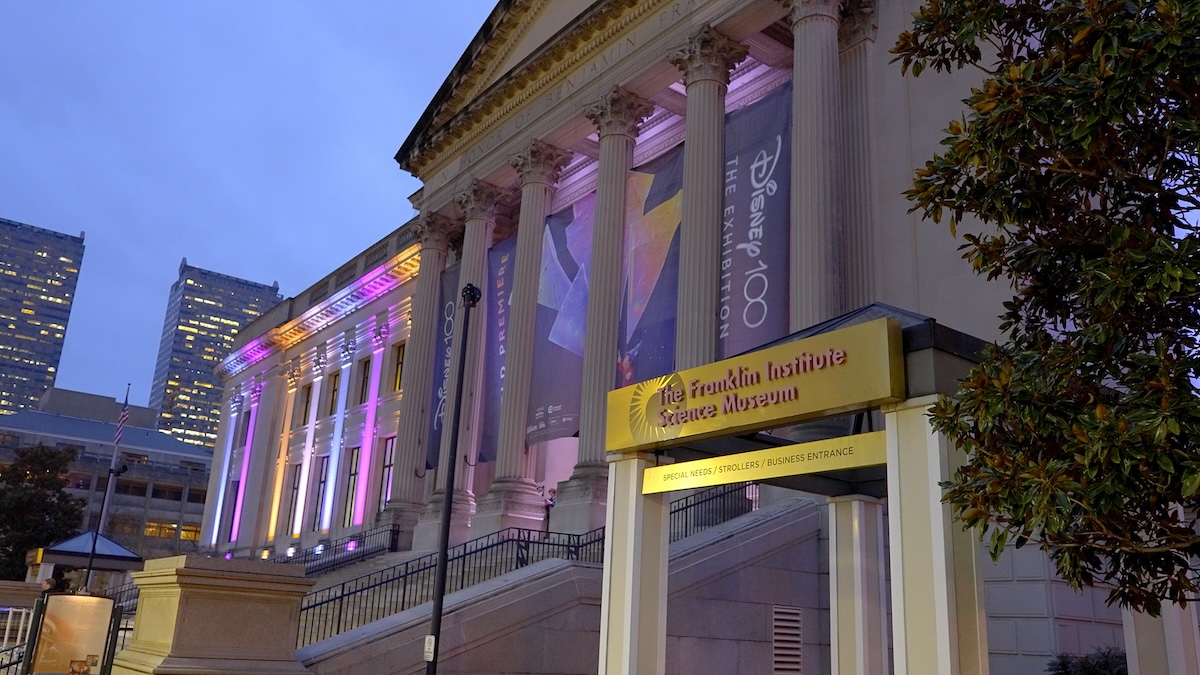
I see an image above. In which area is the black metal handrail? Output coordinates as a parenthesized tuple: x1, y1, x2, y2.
(295, 482, 758, 647)
(297, 526, 606, 646)
(267, 525, 402, 576)
(99, 580, 141, 619)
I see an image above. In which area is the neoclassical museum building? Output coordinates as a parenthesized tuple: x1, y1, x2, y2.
(199, 1, 1197, 674)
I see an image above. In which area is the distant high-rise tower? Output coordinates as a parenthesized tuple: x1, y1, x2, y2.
(0, 218, 84, 414)
(150, 259, 282, 448)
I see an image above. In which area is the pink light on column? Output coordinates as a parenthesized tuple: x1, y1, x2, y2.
(230, 401, 259, 542)
(353, 341, 386, 526)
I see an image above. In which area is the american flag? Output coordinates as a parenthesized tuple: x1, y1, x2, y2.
(115, 394, 129, 447)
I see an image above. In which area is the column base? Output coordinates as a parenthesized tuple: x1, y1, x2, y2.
(376, 501, 423, 551)
(473, 479, 547, 536)
(551, 463, 609, 535)
(412, 489, 476, 550)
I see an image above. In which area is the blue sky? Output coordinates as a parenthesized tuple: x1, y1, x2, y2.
(1, 2, 496, 407)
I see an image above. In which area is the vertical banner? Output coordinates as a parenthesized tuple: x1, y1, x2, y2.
(527, 194, 594, 445)
(427, 263, 460, 469)
(618, 144, 684, 387)
(481, 236, 517, 462)
(719, 81, 792, 358)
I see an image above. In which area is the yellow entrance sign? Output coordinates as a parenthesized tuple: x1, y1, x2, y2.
(607, 318, 904, 453)
(642, 431, 887, 494)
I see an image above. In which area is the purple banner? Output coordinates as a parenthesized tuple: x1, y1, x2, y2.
(526, 194, 594, 445)
(618, 143, 683, 387)
(426, 263, 460, 469)
(480, 236, 517, 462)
(719, 82, 792, 358)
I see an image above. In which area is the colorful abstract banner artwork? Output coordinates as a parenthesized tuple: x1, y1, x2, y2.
(527, 194, 594, 445)
(426, 262, 460, 469)
(618, 143, 683, 388)
(719, 81, 792, 358)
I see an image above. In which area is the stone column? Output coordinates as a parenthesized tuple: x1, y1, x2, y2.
(829, 495, 887, 675)
(475, 141, 572, 535)
(234, 372, 283, 551)
(201, 391, 240, 547)
(668, 26, 747, 370)
(840, 3, 878, 310)
(1123, 590, 1200, 674)
(381, 215, 452, 548)
(112, 555, 314, 675)
(556, 86, 653, 535)
(884, 395, 988, 675)
(266, 363, 300, 549)
(351, 320, 387, 527)
(413, 181, 502, 549)
(782, 0, 845, 330)
(320, 333, 355, 534)
(292, 348, 326, 537)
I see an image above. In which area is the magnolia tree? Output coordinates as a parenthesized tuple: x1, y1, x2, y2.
(893, 0, 1200, 613)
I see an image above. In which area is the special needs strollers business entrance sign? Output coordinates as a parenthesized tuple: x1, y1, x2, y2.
(604, 318, 906, 492)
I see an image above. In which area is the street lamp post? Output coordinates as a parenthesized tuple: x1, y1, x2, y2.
(424, 282, 481, 675)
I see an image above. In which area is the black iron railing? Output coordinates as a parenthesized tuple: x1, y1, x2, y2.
(267, 525, 402, 577)
(101, 581, 141, 617)
(295, 482, 758, 647)
(297, 526, 605, 646)
(669, 482, 758, 542)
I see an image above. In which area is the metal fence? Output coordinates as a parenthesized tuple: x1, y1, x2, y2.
(0, 607, 33, 674)
(297, 526, 605, 646)
(266, 525, 402, 576)
(296, 482, 758, 647)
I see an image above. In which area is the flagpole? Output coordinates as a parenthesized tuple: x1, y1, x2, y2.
(84, 384, 130, 592)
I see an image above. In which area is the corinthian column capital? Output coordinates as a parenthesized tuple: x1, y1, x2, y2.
(778, 0, 843, 24)
(510, 140, 573, 187)
(583, 86, 655, 140)
(668, 26, 748, 86)
(455, 180, 504, 222)
(416, 212, 456, 253)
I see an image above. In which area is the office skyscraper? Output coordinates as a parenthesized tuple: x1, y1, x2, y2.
(0, 217, 84, 414)
(150, 259, 282, 448)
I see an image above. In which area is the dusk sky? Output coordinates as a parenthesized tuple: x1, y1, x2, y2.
(1, 2, 496, 408)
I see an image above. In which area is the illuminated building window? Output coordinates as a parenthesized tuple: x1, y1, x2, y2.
(286, 464, 301, 535)
(311, 456, 329, 532)
(357, 356, 371, 405)
(327, 371, 340, 416)
(343, 447, 361, 528)
(180, 525, 201, 542)
(144, 521, 179, 539)
(391, 342, 406, 393)
(296, 384, 312, 426)
(378, 436, 395, 513)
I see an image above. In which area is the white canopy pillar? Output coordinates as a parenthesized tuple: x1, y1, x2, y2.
(884, 394, 989, 675)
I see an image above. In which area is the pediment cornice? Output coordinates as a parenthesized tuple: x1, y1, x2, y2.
(397, 0, 652, 179)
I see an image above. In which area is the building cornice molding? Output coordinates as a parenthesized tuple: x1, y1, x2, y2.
(216, 244, 421, 381)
